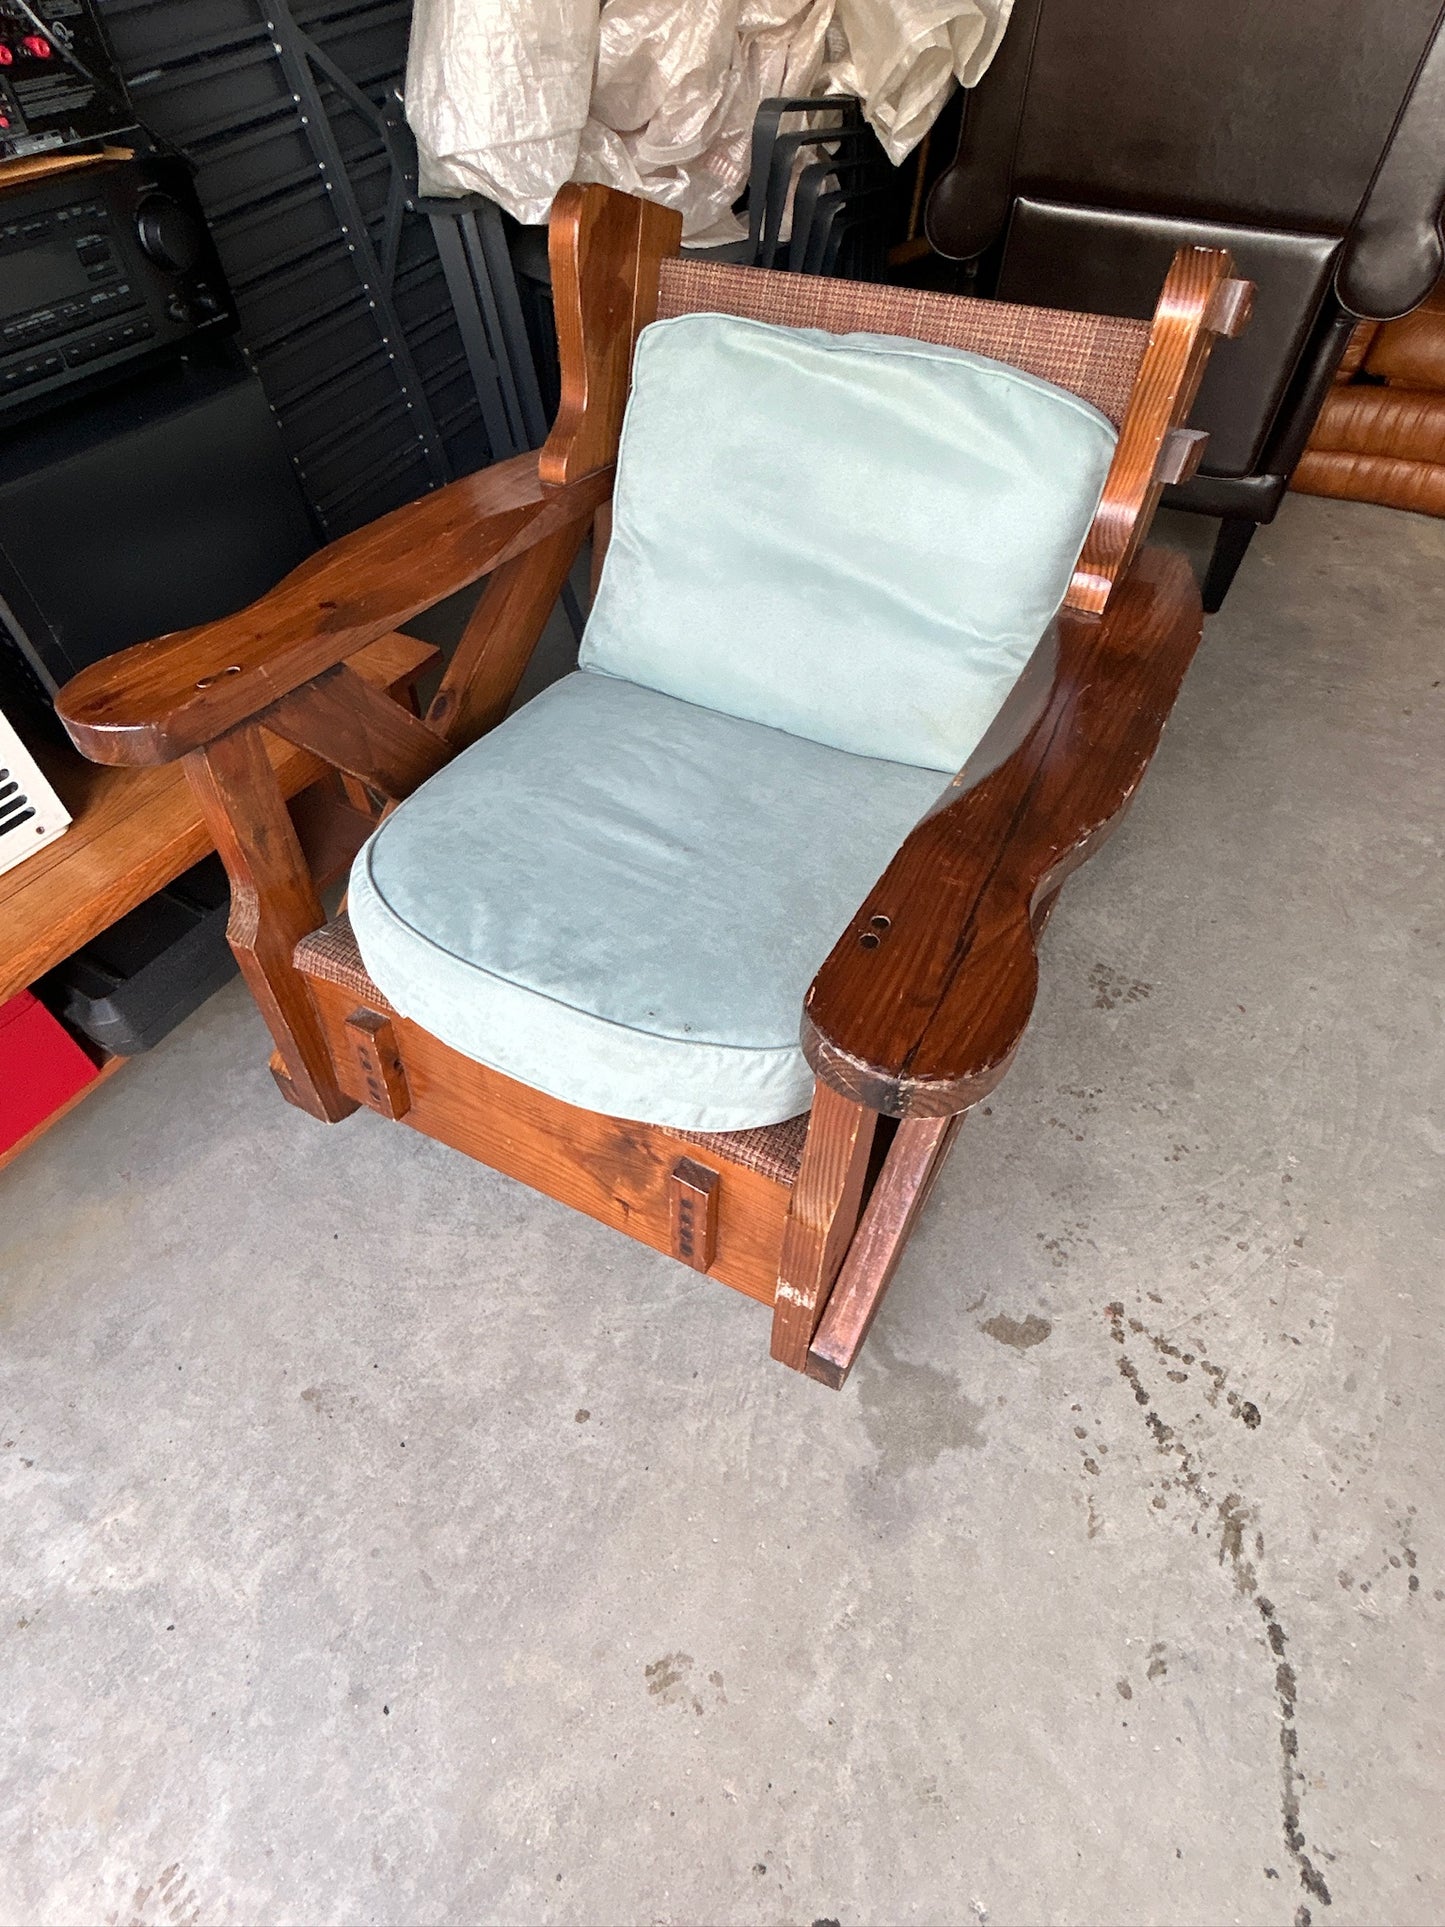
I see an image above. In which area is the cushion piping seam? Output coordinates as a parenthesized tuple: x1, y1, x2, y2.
(638, 310, 1122, 437)
(355, 843, 816, 1058)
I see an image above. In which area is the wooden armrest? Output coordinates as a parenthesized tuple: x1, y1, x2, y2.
(56, 453, 612, 767)
(801, 546, 1203, 1119)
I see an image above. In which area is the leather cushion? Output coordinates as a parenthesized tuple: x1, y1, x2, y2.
(1364, 282, 1445, 389)
(581, 311, 1115, 772)
(997, 200, 1341, 476)
(1292, 447, 1445, 517)
(1336, 323, 1380, 381)
(348, 671, 944, 1131)
(1306, 385, 1445, 467)
(925, 0, 1444, 275)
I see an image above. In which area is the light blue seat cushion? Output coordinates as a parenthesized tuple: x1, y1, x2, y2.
(581, 312, 1117, 772)
(348, 671, 944, 1130)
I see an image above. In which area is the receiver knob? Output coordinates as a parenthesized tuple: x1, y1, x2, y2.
(134, 193, 203, 273)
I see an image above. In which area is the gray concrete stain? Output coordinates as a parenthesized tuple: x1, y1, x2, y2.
(980, 1312, 1053, 1350)
(855, 1333, 987, 1476)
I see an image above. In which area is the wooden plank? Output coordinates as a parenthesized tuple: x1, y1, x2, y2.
(304, 970, 792, 1307)
(1068, 246, 1241, 615)
(185, 727, 355, 1123)
(264, 661, 451, 799)
(770, 1080, 877, 1370)
(343, 1008, 411, 1119)
(540, 184, 681, 485)
(0, 146, 132, 191)
(0, 633, 437, 1008)
(426, 520, 594, 749)
(806, 1114, 962, 1389)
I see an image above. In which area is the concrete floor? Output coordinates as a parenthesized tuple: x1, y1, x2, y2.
(1, 493, 1442, 1927)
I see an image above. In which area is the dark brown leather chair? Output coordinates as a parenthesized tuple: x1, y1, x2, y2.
(926, 0, 1445, 609)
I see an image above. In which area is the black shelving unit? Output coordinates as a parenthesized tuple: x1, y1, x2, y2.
(96, 0, 498, 536)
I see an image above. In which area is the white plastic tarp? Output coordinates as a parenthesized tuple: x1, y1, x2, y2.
(406, 0, 1014, 242)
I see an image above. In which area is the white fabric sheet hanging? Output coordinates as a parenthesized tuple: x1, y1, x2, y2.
(406, 0, 1014, 241)
(827, 0, 1014, 161)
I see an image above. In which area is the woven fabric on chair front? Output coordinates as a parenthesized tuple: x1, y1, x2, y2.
(656, 258, 1148, 428)
(664, 1113, 809, 1186)
(294, 913, 387, 1005)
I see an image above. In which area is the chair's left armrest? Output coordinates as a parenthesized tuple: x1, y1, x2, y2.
(802, 546, 1204, 1119)
(57, 454, 611, 768)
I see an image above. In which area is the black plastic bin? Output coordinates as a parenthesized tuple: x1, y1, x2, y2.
(39, 856, 236, 1057)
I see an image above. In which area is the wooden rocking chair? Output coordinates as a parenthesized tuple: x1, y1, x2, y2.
(57, 186, 1251, 1387)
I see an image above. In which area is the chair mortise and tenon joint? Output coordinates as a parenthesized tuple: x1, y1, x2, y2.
(262, 662, 451, 802)
(1206, 277, 1255, 339)
(1155, 426, 1209, 487)
(670, 1157, 720, 1270)
(344, 1008, 411, 1119)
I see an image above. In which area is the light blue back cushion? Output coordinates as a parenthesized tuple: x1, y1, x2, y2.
(580, 313, 1118, 772)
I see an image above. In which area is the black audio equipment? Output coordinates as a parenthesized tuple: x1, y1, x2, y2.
(0, 0, 133, 162)
(0, 151, 235, 419)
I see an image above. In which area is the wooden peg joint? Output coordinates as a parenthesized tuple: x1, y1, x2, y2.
(670, 1157, 720, 1271)
(1206, 277, 1254, 339)
(345, 1007, 411, 1119)
(1155, 427, 1209, 486)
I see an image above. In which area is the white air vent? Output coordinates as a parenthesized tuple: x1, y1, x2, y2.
(0, 707, 72, 879)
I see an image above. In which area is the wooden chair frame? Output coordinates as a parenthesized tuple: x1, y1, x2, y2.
(58, 186, 1251, 1387)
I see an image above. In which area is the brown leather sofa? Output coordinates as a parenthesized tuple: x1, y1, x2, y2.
(1293, 278, 1445, 516)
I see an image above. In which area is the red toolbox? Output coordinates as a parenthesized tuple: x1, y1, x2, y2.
(0, 990, 101, 1160)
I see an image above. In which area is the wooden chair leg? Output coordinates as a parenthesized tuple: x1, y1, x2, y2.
(805, 1113, 964, 1389)
(185, 726, 356, 1123)
(770, 1080, 877, 1370)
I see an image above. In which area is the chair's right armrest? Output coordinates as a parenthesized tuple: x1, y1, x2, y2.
(802, 545, 1204, 1119)
(57, 453, 612, 768)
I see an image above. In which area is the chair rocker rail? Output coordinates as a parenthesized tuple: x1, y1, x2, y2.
(802, 545, 1204, 1119)
(55, 454, 613, 769)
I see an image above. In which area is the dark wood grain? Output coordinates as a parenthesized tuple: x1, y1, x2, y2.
(539, 184, 681, 485)
(1068, 250, 1243, 614)
(770, 1080, 878, 1369)
(805, 1114, 962, 1388)
(47, 189, 1250, 1388)
(185, 727, 354, 1123)
(56, 456, 606, 767)
(802, 546, 1203, 1118)
(426, 521, 592, 749)
(264, 662, 451, 800)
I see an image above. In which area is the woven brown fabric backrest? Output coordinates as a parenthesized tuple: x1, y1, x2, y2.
(656, 258, 1148, 428)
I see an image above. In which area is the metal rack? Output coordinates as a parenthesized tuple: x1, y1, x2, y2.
(96, 0, 541, 538)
